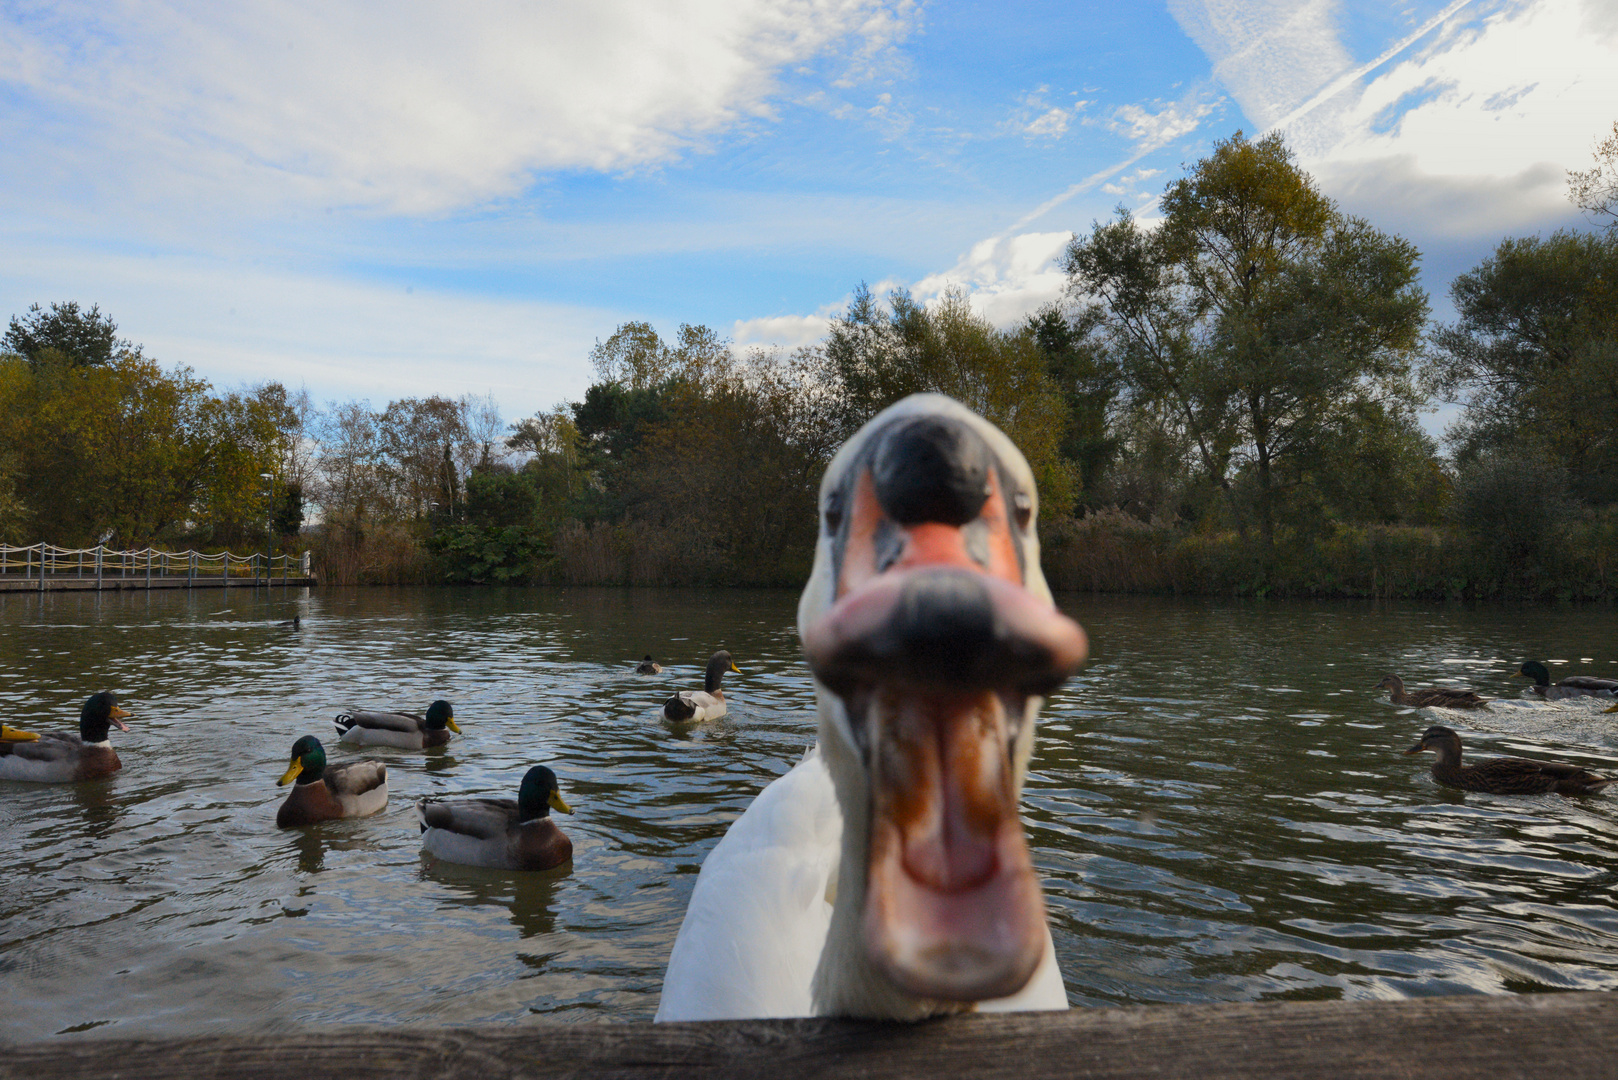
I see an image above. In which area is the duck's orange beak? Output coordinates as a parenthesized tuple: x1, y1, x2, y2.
(803, 419, 1086, 1002)
(110, 705, 131, 732)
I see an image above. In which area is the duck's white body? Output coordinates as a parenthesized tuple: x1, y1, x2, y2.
(657, 394, 1086, 1022)
(656, 747, 1065, 1020)
(665, 690, 725, 723)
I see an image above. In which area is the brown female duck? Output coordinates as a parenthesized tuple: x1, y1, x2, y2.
(1374, 675, 1488, 710)
(1405, 725, 1614, 796)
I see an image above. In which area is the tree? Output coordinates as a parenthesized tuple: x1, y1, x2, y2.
(1065, 131, 1430, 540)
(1432, 229, 1618, 502)
(1569, 120, 1618, 229)
(1025, 304, 1119, 505)
(4, 302, 124, 368)
(823, 286, 1077, 517)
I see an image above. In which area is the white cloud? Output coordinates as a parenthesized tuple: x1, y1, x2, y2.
(1294, 0, 1618, 236)
(1167, 0, 1353, 127)
(0, 244, 608, 417)
(1024, 107, 1072, 139)
(910, 231, 1072, 327)
(0, 0, 917, 216)
(1106, 97, 1221, 150)
(732, 309, 841, 350)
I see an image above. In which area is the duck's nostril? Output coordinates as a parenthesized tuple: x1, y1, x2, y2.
(872, 417, 992, 526)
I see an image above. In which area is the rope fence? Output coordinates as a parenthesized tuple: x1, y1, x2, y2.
(0, 543, 312, 590)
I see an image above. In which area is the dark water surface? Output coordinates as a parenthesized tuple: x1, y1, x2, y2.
(5, 587, 1618, 1038)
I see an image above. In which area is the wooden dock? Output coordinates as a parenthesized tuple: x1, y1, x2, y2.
(0, 575, 315, 592)
(2, 991, 1614, 1079)
(0, 542, 313, 592)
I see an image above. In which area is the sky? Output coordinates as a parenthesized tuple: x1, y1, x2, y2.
(2, 0, 1616, 427)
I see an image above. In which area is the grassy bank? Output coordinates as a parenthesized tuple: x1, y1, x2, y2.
(306, 508, 1618, 600)
(1041, 510, 1618, 600)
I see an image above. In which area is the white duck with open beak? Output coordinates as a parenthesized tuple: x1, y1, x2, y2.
(656, 393, 1088, 1021)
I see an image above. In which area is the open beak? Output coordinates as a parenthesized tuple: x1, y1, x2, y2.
(803, 454, 1086, 1002)
(278, 758, 303, 786)
(549, 789, 574, 814)
(2, 725, 40, 742)
(446, 718, 463, 734)
(110, 705, 132, 732)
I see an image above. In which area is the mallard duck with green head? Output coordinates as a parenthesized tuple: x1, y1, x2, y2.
(0, 692, 132, 783)
(1374, 675, 1489, 710)
(275, 736, 388, 827)
(1406, 725, 1614, 796)
(333, 700, 460, 748)
(1514, 661, 1618, 700)
(663, 651, 740, 722)
(418, 765, 575, 870)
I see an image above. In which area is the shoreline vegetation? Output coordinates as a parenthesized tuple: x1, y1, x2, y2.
(5, 128, 1618, 600)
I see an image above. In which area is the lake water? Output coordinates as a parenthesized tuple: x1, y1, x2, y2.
(5, 586, 1618, 1039)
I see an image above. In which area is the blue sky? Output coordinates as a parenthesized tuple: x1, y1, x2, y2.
(2, 0, 1616, 426)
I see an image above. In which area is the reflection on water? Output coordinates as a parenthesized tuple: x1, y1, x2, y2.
(5, 586, 1618, 1037)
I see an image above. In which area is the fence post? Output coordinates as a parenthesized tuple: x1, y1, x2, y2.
(188, 552, 195, 589)
(38, 544, 45, 593)
(302, 551, 310, 579)
(96, 546, 102, 590)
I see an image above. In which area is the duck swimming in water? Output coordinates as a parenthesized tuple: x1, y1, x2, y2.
(657, 394, 1087, 1021)
(1374, 675, 1489, 710)
(333, 700, 460, 748)
(662, 652, 739, 722)
(275, 736, 388, 827)
(418, 765, 575, 871)
(0, 692, 131, 783)
(1514, 661, 1618, 700)
(1406, 725, 1614, 796)
(636, 655, 662, 675)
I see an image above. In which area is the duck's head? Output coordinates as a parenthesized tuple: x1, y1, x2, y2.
(1405, 725, 1462, 760)
(80, 691, 132, 742)
(1373, 676, 1402, 692)
(1514, 661, 1551, 686)
(705, 650, 741, 692)
(799, 393, 1088, 1015)
(279, 736, 327, 786)
(518, 765, 574, 821)
(425, 700, 460, 733)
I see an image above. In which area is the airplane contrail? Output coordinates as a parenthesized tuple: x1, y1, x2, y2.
(1264, 0, 1476, 134)
(1009, 0, 1477, 236)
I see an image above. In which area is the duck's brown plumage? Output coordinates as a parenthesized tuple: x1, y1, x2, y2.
(275, 736, 388, 827)
(1375, 675, 1489, 710)
(1406, 725, 1614, 796)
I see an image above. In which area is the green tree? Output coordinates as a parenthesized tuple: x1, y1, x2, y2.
(1025, 304, 1119, 505)
(1432, 229, 1618, 502)
(4, 301, 123, 369)
(1065, 131, 1430, 540)
(823, 286, 1077, 517)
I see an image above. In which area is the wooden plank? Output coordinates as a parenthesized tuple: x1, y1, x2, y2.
(3, 992, 1616, 1080)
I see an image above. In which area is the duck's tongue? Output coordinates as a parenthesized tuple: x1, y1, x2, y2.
(803, 566, 1086, 1001)
(860, 686, 1045, 1000)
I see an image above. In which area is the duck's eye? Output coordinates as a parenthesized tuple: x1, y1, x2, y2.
(824, 493, 845, 534)
(1012, 491, 1032, 531)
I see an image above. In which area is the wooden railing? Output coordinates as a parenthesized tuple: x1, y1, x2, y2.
(0, 543, 311, 590)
